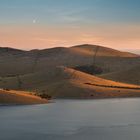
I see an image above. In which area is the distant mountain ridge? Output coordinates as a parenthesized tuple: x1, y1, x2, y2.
(71, 44, 139, 57)
(0, 47, 25, 54)
(0, 44, 139, 57)
(0, 44, 139, 75)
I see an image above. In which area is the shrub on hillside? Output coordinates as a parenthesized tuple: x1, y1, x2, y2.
(74, 65, 103, 75)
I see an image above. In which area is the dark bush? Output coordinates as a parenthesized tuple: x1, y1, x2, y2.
(39, 93, 52, 100)
(74, 65, 103, 75)
(3, 88, 10, 91)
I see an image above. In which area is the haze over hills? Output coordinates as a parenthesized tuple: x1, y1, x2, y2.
(124, 49, 140, 55)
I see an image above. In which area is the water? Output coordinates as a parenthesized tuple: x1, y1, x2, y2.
(0, 99, 140, 140)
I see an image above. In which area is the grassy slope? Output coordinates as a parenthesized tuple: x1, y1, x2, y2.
(100, 65, 140, 85)
(0, 89, 47, 105)
(0, 67, 140, 99)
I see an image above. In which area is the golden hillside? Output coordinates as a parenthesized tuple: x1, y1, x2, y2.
(0, 67, 140, 99)
(0, 89, 47, 105)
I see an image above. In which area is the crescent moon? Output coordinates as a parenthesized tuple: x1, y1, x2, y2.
(33, 19, 36, 24)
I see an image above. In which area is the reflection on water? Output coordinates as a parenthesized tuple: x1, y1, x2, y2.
(0, 99, 140, 140)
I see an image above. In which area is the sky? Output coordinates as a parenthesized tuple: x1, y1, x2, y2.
(0, 0, 140, 50)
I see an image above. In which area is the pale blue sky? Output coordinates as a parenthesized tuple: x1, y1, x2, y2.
(0, 0, 140, 25)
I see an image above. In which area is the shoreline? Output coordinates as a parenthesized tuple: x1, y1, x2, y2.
(1, 96, 140, 106)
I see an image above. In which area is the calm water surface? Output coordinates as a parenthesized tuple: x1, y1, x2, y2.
(0, 99, 140, 140)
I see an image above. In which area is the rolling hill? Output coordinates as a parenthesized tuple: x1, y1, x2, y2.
(100, 65, 140, 85)
(71, 44, 138, 57)
(0, 44, 140, 99)
(0, 67, 140, 99)
(0, 89, 47, 105)
(0, 47, 26, 56)
(0, 44, 139, 77)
